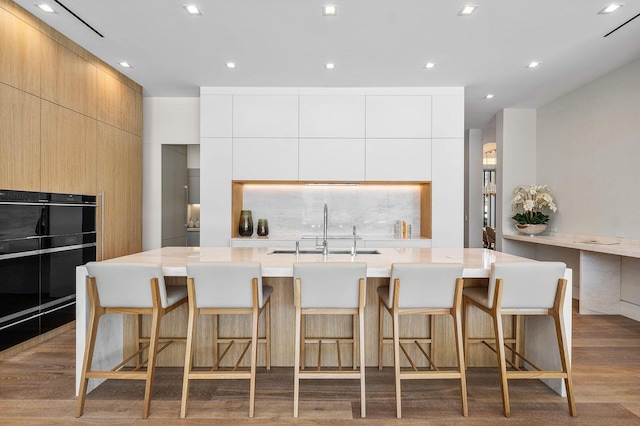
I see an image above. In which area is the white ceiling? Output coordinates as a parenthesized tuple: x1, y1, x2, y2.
(14, 0, 640, 129)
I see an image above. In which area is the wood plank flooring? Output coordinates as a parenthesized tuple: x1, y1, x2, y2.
(0, 301, 639, 424)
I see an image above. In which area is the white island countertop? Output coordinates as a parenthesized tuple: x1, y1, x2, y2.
(102, 246, 528, 278)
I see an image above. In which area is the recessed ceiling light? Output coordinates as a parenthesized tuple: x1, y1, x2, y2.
(323, 5, 337, 16)
(485, 94, 494, 99)
(184, 5, 202, 15)
(458, 5, 477, 16)
(599, 3, 623, 14)
(226, 62, 236, 69)
(424, 62, 436, 69)
(325, 63, 335, 69)
(37, 3, 55, 13)
(526, 61, 541, 68)
(119, 62, 132, 68)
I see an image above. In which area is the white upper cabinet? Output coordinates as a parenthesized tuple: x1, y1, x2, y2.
(232, 95, 298, 137)
(299, 95, 365, 138)
(299, 138, 365, 181)
(432, 95, 464, 138)
(431, 138, 464, 247)
(365, 139, 431, 181)
(232, 138, 298, 180)
(365, 96, 432, 138)
(200, 95, 232, 137)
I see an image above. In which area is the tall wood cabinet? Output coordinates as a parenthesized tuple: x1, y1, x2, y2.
(0, 0, 143, 259)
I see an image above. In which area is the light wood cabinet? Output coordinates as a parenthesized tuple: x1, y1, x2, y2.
(0, 7, 41, 95)
(365, 96, 432, 138)
(232, 95, 298, 137)
(365, 139, 432, 181)
(299, 95, 365, 138)
(40, 101, 97, 194)
(0, 84, 41, 191)
(298, 138, 365, 181)
(232, 138, 298, 180)
(96, 123, 143, 260)
(40, 37, 97, 118)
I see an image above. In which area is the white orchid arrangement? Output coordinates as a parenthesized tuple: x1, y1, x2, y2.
(511, 185, 557, 225)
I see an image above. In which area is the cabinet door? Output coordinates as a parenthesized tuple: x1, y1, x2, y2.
(97, 123, 142, 260)
(201, 95, 232, 137)
(0, 84, 41, 191)
(431, 138, 464, 248)
(0, 7, 41, 95)
(40, 101, 97, 195)
(232, 138, 298, 180)
(41, 37, 97, 118)
(366, 96, 431, 138)
(365, 139, 431, 181)
(299, 95, 365, 138)
(299, 138, 365, 181)
(233, 95, 298, 137)
(432, 95, 464, 138)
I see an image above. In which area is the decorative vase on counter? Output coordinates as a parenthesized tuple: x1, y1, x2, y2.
(256, 219, 269, 236)
(515, 223, 547, 236)
(238, 210, 254, 236)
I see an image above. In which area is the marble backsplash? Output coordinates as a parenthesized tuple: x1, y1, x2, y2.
(241, 184, 421, 238)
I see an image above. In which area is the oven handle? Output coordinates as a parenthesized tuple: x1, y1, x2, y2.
(45, 203, 97, 207)
(39, 243, 96, 255)
(0, 249, 41, 261)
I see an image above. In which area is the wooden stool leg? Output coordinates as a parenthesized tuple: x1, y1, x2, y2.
(180, 305, 198, 418)
(554, 311, 577, 416)
(353, 313, 357, 369)
(265, 298, 271, 370)
(249, 307, 259, 418)
(493, 310, 511, 417)
(142, 310, 162, 419)
(378, 297, 384, 370)
(359, 310, 366, 418)
(453, 310, 469, 416)
(393, 309, 402, 418)
(293, 309, 302, 417)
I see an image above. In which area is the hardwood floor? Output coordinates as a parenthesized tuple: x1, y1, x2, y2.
(1, 301, 639, 425)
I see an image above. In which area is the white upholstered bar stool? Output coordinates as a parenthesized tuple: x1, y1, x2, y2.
(292, 262, 367, 418)
(377, 263, 467, 418)
(462, 262, 576, 417)
(180, 262, 272, 418)
(76, 262, 188, 419)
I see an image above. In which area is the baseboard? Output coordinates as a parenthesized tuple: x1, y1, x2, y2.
(0, 321, 76, 361)
(621, 301, 640, 322)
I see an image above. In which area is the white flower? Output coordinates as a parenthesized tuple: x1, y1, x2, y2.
(511, 184, 558, 222)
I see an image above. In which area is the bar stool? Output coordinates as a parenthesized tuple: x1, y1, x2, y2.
(180, 262, 272, 418)
(292, 262, 367, 418)
(76, 262, 188, 418)
(377, 263, 467, 418)
(462, 261, 576, 417)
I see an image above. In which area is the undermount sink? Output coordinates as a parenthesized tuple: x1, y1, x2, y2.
(268, 248, 380, 255)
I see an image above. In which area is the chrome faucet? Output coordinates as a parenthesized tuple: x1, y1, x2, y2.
(322, 203, 329, 258)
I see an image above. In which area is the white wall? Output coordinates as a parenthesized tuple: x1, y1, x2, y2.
(466, 129, 484, 248)
(537, 58, 640, 240)
(142, 97, 200, 250)
(496, 109, 538, 255)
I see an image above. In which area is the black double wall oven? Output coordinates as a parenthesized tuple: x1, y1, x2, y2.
(0, 190, 96, 350)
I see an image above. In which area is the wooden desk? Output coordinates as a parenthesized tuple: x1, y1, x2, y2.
(76, 247, 571, 396)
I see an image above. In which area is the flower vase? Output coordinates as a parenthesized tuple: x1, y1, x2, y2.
(515, 223, 547, 236)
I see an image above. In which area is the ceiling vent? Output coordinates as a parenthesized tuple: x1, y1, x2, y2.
(54, 0, 104, 38)
(604, 12, 640, 37)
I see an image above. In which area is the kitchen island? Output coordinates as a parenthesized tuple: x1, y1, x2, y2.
(76, 247, 571, 396)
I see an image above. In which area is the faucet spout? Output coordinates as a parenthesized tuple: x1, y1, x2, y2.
(322, 203, 329, 258)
